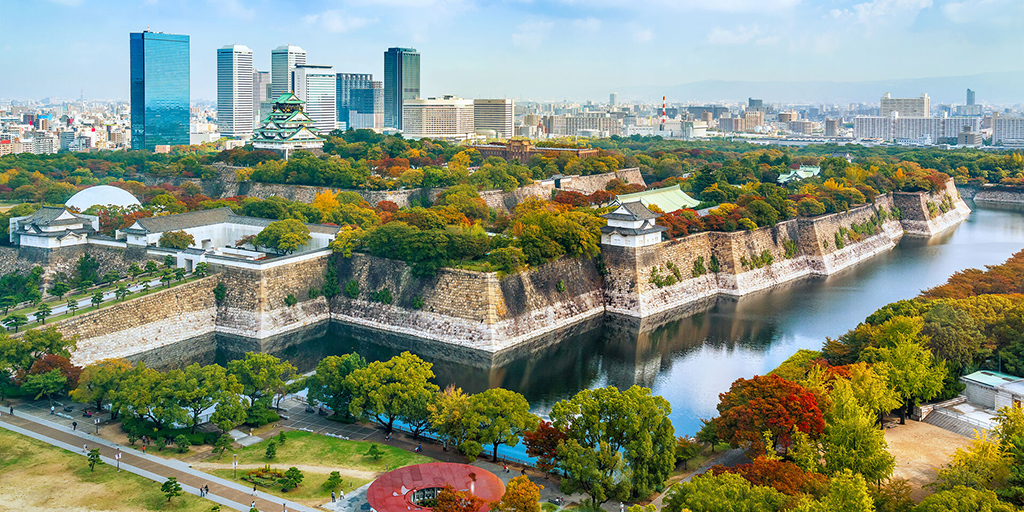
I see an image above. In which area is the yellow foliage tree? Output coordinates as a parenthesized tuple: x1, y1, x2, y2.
(312, 190, 340, 220)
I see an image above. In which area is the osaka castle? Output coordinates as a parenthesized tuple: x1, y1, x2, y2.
(251, 93, 325, 159)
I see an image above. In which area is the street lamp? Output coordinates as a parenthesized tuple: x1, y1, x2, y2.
(116, 448, 121, 472)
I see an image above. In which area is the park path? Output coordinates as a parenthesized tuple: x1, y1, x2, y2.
(0, 408, 317, 512)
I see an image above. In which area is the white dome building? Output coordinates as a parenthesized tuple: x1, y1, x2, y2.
(65, 185, 142, 211)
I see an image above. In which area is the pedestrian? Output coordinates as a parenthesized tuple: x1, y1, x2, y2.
(50, 405, 55, 415)
(503, 464, 508, 473)
(205, 485, 210, 496)
(520, 468, 526, 477)
(253, 484, 257, 496)
(141, 445, 146, 454)
(8, 405, 12, 416)
(251, 501, 256, 509)
(332, 491, 336, 502)
(620, 502, 624, 512)
(416, 443, 422, 452)
(72, 421, 77, 431)
(83, 443, 87, 453)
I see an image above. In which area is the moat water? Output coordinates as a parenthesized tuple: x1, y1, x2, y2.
(144, 201, 1024, 443)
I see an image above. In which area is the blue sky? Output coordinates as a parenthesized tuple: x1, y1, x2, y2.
(2, 0, 1022, 103)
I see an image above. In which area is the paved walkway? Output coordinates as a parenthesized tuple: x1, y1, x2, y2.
(0, 408, 317, 512)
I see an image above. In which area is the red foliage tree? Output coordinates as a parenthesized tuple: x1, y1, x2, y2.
(923, 249, 1024, 298)
(553, 191, 590, 208)
(375, 200, 399, 214)
(588, 190, 613, 205)
(714, 374, 824, 456)
(657, 209, 704, 238)
(433, 485, 488, 512)
(28, 354, 83, 389)
(523, 420, 567, 474)
(711, 456, 827, 496)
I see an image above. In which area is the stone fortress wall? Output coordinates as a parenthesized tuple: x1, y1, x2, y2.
(32, 178, 969, 363)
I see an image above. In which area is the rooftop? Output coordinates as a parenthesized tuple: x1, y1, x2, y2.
(962, 370, 1022, 388)
(602, 201, 661, 222)
(614, 185, 700, 212)
(367, 463, 504, 512)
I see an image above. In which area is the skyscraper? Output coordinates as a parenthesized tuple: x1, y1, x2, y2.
(336, 73, 374, 128)
(473, 99, 513, 139)
(384, 47, 420, 130)
(130, 31, 189, 150)
(253, 70, 272, 125)
(349, 84, 383, 131)
(967, 88, 976, 106)
(293, 64, 337, 133)
(609, 93, 618, 106)
(271, 45, 306, 98)
(880, 92, 930, 117)
(217, 44, 254, 138)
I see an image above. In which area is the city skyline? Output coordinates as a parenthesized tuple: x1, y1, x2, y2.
(4, 0, 1024, 104)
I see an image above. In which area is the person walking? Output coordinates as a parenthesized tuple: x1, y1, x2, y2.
(252, 484, 258, 496)
(8, 405, 12, 416)
(251, 501, 256, 509)
(332, 491, 336, 502)
(72, 421, 77, 431)
(50, 405, 55, 415)
(83, 443, 87, 453)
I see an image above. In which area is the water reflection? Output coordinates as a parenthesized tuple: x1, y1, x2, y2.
(140, 203, 1024, 436)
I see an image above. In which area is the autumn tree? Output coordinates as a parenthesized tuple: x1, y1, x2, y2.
(429, 385, 473, 452)
(493, 476, 541, 512)
(346, 351, 439, 434)
(434, 485, 487, 512)
(466, 388, 539, 462)
(821, 379, 895, 482)
(794, 470, 874, 512)
(846, 362, 901, 427)
(715, 374, 825, 455)
(934, 433, 1010, 492)
(664, 472, 789, 512)
(307, 353, 367, 421)
(159, 230, 195, 250)
(860, 339, 946, 424)
(711, 456, 826, 496)
(915, 486, 1016, 512)
(523, 420, 568, 475)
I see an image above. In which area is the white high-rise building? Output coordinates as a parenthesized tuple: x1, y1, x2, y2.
(253, 70, 272, 125)
(473, 99, 513, 139)
(271, 45, 306, 98)
(403, 96, 475, 141)
(217, 44, 254, 138)
(293, 64, 337, 133)
(880, 93, 930, 117)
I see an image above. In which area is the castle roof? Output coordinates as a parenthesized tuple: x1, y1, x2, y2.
(612, 185, 700, 212)
(602, 201, 661, 222)
(122, 207, 340, 236)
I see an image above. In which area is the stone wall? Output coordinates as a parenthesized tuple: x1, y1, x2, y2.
(603, 184, 970, 318)
(49, 276, 219, 366)
(328, 254, 604, 352)
(894, 179, 971, 236)
(0, 244, 160, 294)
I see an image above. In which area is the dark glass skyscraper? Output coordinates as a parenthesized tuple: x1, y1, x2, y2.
(336, 73, 373, 126)
(383, 47, 420, 130)
(130, 31, 190, 150)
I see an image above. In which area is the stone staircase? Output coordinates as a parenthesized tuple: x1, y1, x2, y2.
(923, 407, 992, 438)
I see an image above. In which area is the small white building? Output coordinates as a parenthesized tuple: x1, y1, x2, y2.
(9, 206, 99, 248)
(600, 201, 667, 248)
(962, 370, 1024, 410)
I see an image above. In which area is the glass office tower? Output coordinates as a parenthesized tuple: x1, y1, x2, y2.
(130, 31, 190, 150)
(383, 47, 420, 131)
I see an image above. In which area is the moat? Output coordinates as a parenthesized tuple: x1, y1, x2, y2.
(139, 200, 1024, 438)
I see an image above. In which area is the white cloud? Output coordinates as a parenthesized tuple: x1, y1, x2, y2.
(706, 25, 761, 45)
(208, 0, 255, 20)
(512, 20, 554, 50)
(755, 35, 780, 45)
(304, 10, 374, 33)
(942, 0, 1021, 24)
(572, 17, 602, 31)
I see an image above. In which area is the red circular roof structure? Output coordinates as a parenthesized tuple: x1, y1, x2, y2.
(367, 463, 505, 512)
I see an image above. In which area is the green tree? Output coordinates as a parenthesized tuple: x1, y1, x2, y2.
(323, 471, 343, 491)
(159, 230, 195, 250)
(160, 272, 173, 288)
(429, 385, 472, 451)
(3, 313, 27, 332)
(346, 351, 439, 434)
(664, 472, 788, 512)
(164, 363, 244, 433)
(915, 486, 1016, 512)
(822, 379, 895, 482)
(0, 296, 16, 314)
(934, 433, 1010, 491)
(283, 466, 304, 491)
(194, 262, 209, 278)
(861, 339, 946, 424)
(22, 369, 66, 406)
(252, 219, 311, 254)
(365, 443, 384, 461)
(675, 436, 702, 469)
(307, 354, 367, 421)
(161, 477, 183, 502)
(115, 284, 129, 301)
(212, 433, 233, 460)
(87, 448, 103, 471)
(322, 267, 341, 298)
(145, 260, 159, 273)
(66, 300, 78, 316)
(33, 303, 52, 324)
(50, 282, 71, 299)
(226, 352, 296, 409)
(550, 386, 675, 503)
(794, 470, 874, 512)
(71, 358, 132, 415)
(466, 388, 539, 462)
(213, 282, 227, 302)
(174, 268, 186, 282)
(847, 362, 902, 427)
(265, 439, 278, 459)
(174, 434, 191, 453)
(91, 291, 103, 308)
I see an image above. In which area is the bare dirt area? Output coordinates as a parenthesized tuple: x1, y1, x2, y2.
(885, 420, 974, 501)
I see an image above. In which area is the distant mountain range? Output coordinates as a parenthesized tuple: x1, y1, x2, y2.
(616, 71, 1024, 106)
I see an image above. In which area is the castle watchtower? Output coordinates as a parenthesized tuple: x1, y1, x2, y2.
(600, 201, 667, 247)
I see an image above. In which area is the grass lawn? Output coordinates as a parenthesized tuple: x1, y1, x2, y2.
(231, 430, 432, 472)
(0, 428, 214, 512)
(209, 468, 371, 505)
